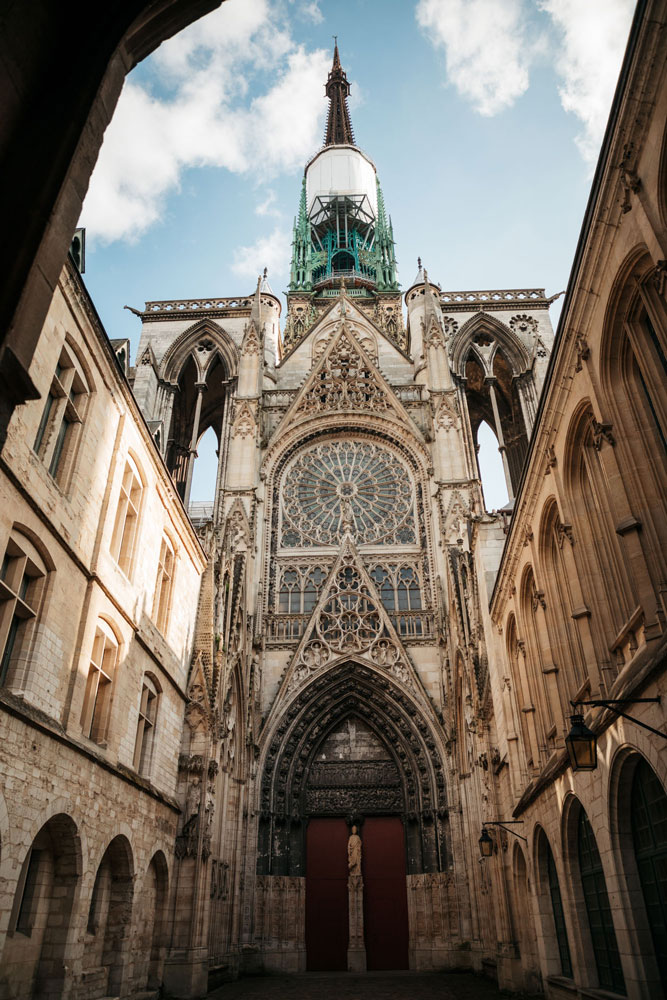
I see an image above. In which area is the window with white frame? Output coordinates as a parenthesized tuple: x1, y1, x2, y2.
(110, 457, 143, 575)
(152, 536, 174, 634)
(33, 343, 89, 485)
(0, 532, 48, 687)
(81, 620, 119, 744)
(133, 676, 158, 774)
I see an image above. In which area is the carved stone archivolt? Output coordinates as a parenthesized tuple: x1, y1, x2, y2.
(257, 660, 449, 877)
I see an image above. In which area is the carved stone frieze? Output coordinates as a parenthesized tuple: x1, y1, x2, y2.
(231, 400, 257, 439)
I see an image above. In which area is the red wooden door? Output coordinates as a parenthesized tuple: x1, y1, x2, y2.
(362, 816, 409, 970)
(305, 818, 349, 970)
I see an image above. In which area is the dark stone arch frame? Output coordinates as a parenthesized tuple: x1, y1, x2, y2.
(257, 661, 449, 877)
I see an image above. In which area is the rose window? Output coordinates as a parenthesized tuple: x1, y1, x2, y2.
(281, 440, 416, 547)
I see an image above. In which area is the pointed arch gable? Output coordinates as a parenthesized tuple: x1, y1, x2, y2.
(269, 535, 429, 706)
(160, 318, 239, 382)
(451, 312, 533, 377)
(280, 294, 412, 367)
(273, 322, 423, 444)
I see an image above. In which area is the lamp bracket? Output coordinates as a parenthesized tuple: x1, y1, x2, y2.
(482, 821, 527, 844)
(570, 697, 665, 740)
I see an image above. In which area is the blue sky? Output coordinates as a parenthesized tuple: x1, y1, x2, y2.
(80, 0, 635, 506)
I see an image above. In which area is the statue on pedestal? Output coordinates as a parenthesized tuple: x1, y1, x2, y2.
(348, 825, 362, 875)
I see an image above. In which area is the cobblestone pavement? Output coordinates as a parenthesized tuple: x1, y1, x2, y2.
(209, 971, 507, 999)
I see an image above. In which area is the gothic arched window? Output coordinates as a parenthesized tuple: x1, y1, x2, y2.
(280, 439, 417, 548)
(577, 807, 625, 994)
(630, 758, 667, 989)
(546, 837, 573, 978)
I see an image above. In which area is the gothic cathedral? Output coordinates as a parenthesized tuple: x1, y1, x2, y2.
(1, 9, 666, 1000)
(132, 44, 554, 986)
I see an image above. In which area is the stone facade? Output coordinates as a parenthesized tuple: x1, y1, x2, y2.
(0, 3, 666, 999)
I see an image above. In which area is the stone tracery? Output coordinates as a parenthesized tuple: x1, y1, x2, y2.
(280, 439, 416, 547)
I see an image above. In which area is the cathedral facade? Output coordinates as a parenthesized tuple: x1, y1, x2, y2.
(0, 3, 666, 999)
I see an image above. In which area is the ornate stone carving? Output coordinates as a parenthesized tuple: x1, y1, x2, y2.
(591, 418, 614, 450)
(557, 521, 574, 547)
(281, 439, 416, 547)
(348, 827, 362, 874)
(619, 141, 641, 213)
(433, 393, 460, 433)
(574, 332, 590, 371)
(510, 314, 538, 336)
(532, 588, 546, 612)
(231, 400, 257, 439)
(295, 330, 391, 416)
(241, 322, 261, 356)
(441, 316, 459, 338)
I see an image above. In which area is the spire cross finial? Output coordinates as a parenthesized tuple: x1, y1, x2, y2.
(418, 256, 422, 270)
(324, 40, 355, 146)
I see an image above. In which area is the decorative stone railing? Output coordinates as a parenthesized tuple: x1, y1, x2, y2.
(265, 611, 435, 644)
(142, 296, 255, 316)
(438, 288, 550, 310)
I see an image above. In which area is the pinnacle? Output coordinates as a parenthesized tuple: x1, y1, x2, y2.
(324, 41, 355, 146)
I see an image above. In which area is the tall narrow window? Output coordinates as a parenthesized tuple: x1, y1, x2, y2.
(546, 841, 573, 978)
(133, 677, 158, 775)
(15, 848, 44, 935)
(630, 759, 667, 989)
(578, 807, 626, 994)
(33, 345, 89, 485)
(0, 532, 47, 687)
(152, 536, 175, 634)
(110, 457, 143, 576)
(81, 621, 119, 744)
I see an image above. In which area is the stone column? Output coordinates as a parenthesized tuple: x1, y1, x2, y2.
(485, 377, 514, 500)
(183, 381, 207, 508)
(347, 873, 366, 971)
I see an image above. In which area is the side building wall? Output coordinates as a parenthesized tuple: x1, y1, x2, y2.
(480, 4, 667, 998)
(0, 259, 206, 1000)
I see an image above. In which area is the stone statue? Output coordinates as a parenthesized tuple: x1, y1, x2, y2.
(348, 825, 362, 875)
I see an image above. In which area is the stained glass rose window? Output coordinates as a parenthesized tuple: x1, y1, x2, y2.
(281, 440, 416, 547)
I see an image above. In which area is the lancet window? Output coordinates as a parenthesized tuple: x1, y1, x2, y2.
(278, 566, 329, 613)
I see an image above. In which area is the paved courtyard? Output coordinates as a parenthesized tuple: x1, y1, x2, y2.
(209, 971, 509, 999)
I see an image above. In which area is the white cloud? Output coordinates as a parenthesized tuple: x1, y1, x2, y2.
(538, 0, 635, 163)
(415, 0, 537, 116)
(81, 0, 329, 244)
(256, 190, 281, 217)
(416, 0, 633, 164)
(297, 1, 324, 24)
(232, 226, 292, 285)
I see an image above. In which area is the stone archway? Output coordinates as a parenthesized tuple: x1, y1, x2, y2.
(257, 661, 449, 879)
(253, 660, 461, 973)
(0, 0, 226, 446)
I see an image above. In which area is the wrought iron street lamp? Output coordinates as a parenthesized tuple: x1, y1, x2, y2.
(479, 820, 526, 858)
(479, 827, 494, 857)
(566, 697, 665, 773)
(565, 713, 597, 771)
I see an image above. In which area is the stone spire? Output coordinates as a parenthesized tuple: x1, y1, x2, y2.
(324, 41, 355, 146)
